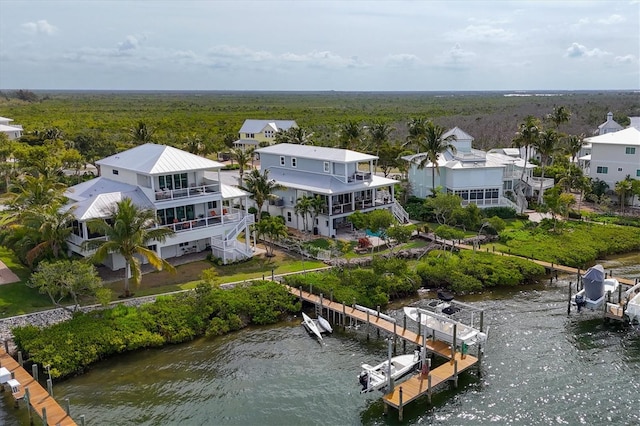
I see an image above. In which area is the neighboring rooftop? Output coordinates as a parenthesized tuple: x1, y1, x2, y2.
(256, 143, 377, 163)
(585, 127, 640, 146)
(239, 119, 297, 134)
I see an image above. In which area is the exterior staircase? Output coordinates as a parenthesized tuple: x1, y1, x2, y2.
(211, 214, 255, 264)
(392, 200, 410, 224)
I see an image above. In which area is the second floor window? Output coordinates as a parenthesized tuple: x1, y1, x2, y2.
(324, 161, 330, 173)
(280, 156, 285, 166)
(596, 166, 608, 174)
(625, 147, 636, 154)
(291, 157, 297, 168)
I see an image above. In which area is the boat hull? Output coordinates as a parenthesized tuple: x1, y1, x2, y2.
(358, 352, 419, 393)
(404, 307, 485, 346)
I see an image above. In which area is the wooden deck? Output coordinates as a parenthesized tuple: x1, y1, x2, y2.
(0, 347, 76, 426)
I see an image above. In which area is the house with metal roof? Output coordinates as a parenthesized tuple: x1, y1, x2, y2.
(254, 143, 407, 237)
(403, 127, 551, 212)
(583, 127, 640, 206)
(233, 119, 297, 150)
(65, 143, 255, 270)
(0, 116, 23, 140)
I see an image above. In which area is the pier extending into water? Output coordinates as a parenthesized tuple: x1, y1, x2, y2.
(1, 344, 78, 426)
(286, 285, 483, 420)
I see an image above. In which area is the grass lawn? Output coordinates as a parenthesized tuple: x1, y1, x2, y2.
(104, 251, 327, 298)
(0, 247, 52, 317)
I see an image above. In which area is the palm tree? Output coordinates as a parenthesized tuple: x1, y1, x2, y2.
(547, 106, 571, 130)
(275, 127, 313, 145)
(183, 134, 207, 156)
(130, 122, 154, 144)
(367, 120, 395, 157)
(252, 216, 288, 257)
(22, 203, 76, 265)
(415, 121, 457, 192)
(240, 169, 284, 221)
(294, 195, 313, 234)
(615, 176, 634, 214)
(338, 121, 363, 150)
(309, 195, 326, 235)
(534, 129, 560, 203)
(404, 117, 428, 152)
(565, 134, 584, 163)
(6, 174, 67, 214)
(230, 146, 255, 185)
(512, 116, 541, 182)
(83, 198, 175, 297)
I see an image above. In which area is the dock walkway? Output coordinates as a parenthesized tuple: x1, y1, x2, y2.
(286, 285, 480, 420)
(0, 347, 76, 426)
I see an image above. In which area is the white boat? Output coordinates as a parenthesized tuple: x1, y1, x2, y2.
(572, 264, 620, 312)
(404, 306, 487, 346)
(354, 304, 396, 323)
(301, 312, 323, 341)
(358, 350, 420, 393)
(317, 315, 333, 333)
(625, 284, 640, 324)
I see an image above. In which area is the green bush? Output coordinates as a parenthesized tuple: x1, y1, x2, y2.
(482, 207, 517, 219)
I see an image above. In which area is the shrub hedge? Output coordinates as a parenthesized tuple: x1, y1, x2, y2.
(12, 281, 300, 379)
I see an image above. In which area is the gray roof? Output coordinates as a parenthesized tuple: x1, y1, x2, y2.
(96, 143, 224, 175)
(239, 119, 297, 134)
(65, 177, 154, 220)
(585, 127, 640, 146)
(220, 183, 249, 199)
(443, 126, 474, 141)
(256, 143, 377, 163)
(268, 168, 397, 195)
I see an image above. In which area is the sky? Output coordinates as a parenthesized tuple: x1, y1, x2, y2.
(0, 1, 638, 91)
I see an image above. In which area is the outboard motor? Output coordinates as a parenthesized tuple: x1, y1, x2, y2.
(575, 294, 586, 312)
(358, 372, 369, 391)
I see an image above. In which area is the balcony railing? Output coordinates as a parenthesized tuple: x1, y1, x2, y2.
(158, 207, 244, 233)
(154, 183, 220, 202)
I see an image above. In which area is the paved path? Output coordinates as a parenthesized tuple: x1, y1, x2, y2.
(0, 260, 20, 285)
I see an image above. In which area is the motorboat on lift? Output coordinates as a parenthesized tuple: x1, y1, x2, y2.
(358, 350, 420, 393)
(404, 306, 487, 346)
(572, 264, 619, 312)
(624, 284, 640, 324)
(301, 312, 323, 341)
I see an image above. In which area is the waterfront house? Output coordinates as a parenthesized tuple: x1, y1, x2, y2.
(254, 143, 407, 237)
(65, 143, 255, 270)
(0, 116, 23, 140)
(403, 127, 552, 211)
(583, 126, 640, 206)
(233, 119, 298, 151)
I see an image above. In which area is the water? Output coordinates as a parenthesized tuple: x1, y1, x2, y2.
(2, 279, 640, 425)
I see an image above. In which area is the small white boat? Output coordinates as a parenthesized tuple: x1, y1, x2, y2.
(354, 304, 396, 323)
(301, 312, 323, 341)
(317, 315, 333, 333)
(358, 351, 420, 393)
(625, 285, 640, 324)
(572, 265, 620, 312)
(404, 306, 487, 346)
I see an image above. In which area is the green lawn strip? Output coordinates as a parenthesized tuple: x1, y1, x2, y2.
(0, 246, 51, 317)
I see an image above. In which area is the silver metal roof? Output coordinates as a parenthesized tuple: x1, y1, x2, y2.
(239, 119, 297, 134)
(584, 127, 640, 146)
(256, 143, 377, 163)
(268, 168, 397, 195)
(96, 143, 224, 175)
(443, 126, 474, 141)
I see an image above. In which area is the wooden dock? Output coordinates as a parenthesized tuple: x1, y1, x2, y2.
(0, 347, 77, 426)
(286, 285, 481, 419)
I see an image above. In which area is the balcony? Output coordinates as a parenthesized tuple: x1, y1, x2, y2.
(158, 207, 245, 233)
(154, 183, 220, 202)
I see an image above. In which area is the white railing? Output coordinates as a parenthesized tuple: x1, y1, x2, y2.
(522, 176, 555, 190)
(158, 207, 245, 233)
(154, 183, 220, 202)
(392, 200, 410, 224)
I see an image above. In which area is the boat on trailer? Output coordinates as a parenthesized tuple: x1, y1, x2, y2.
(358, 350, 420, 393)
(572, 264, 620, 312)
(404, 306, 487, 346)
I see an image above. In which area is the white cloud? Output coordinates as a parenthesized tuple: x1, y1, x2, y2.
(614, 54, 636, 64)
(456, 25, 514, 42)
(436, 44, 476, 70)
(118, 35, 140, 51)
(597, 14, 625, 25)
(564, 42, 609, 58)
(384, 54, 423, 69)
(22, 19, 57, 35)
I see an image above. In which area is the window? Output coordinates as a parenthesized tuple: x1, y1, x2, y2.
(625, 147, 636, 154)
(324, 161, 330, 173)
(287, 212, 292, 222)
(207, 201, 218, 209)
(112, 169, 119, 175)
(280, 156, 285, 166)
(618, 167, 623, 172)
(291, 157, 297, 168)
(158, 173, 187, 190)
(637, 170, 640, 177)
(596, 166, 608, 174)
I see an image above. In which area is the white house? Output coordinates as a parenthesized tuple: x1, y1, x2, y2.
(584, 127, 640, 205)
(0, 116, 23, 140)
(233, 119, 298, 150)
(254, 143, 407, 237)
(403, 127, 553, 211)
(65, 143, 255, 270)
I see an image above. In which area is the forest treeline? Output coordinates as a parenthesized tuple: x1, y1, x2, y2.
(1, 90, 638, 154)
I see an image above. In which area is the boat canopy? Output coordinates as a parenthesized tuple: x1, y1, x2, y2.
(583, 265, 605, 300)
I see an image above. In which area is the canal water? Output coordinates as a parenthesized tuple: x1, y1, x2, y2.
(2, 258, 639, 425)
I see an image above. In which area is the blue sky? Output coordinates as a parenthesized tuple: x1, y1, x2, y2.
(0, 1, 638, 91)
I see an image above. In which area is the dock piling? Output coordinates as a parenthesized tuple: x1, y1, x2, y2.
(32, 364, 38, 382)
(398, 387, 404, 421)
(567, 281, 572, 315)
(65, 398, 71, 416)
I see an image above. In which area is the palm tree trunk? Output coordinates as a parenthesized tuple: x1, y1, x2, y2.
(123, 261, 131, 297)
